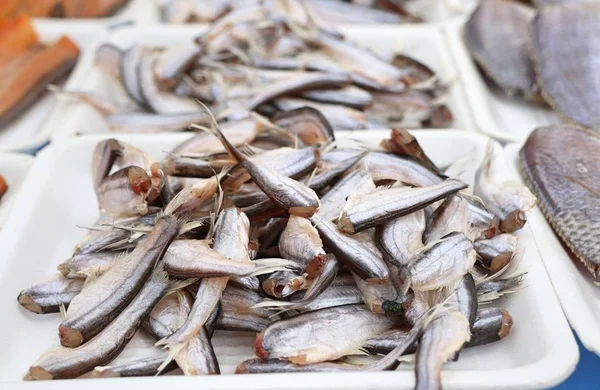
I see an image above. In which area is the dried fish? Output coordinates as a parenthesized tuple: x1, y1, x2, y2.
(520, 125, 600, 275)
(339, 179, 467, 234)
(279, 215, 327, 278)
(26, 266, 169, 380)
(376, 209, 425, 266)
(531, 3, 600, 128)
(465, 0, 538, 99)
(17, 274, 84, 314)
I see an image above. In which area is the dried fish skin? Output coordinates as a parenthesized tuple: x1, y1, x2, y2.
(465, 0, 539, 100)
(531, 3, 600, 129)
(520, 125, 600, 275)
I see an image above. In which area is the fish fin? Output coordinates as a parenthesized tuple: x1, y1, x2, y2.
(157, 342, 186, 375)
(167, 278, 200, 295)
(189, 104, 246, 163)
(59, 303, 67, 320)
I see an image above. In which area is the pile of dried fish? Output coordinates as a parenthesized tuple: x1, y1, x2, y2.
(57, 2, 451, 133)
(465, 0, 600, 131)
(0, 14, 80, 127)
(18, 112, 534, 387)
(0, 173, 7, 200)
(157, 0, 421, 24)
(520, 124, 600, 278)
(0, 0, 130, 18)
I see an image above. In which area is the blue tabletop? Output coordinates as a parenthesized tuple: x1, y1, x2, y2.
(552, 334, 600, 389)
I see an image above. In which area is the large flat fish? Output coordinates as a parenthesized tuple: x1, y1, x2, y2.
(464, 0, 539, 100)
(531, 3, 600, 130)
(519, 125, 600, 276)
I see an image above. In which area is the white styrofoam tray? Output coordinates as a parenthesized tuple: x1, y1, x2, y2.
(0, 153, 34, 228)
(444, 23, 559, 143)
(31, 0, 160, 25)
(48, 25, 476, 140)
(0, 130, 578, 389)
(505, 142, 600, 357)
(0, 21, 107, 153)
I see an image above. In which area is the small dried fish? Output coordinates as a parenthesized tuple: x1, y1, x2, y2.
(475, 141, 536, 233)
(339, 179, 467, 234)
(271, 107, 334, 146)
(254, 304, 398, 364)
(279, 215, 327, 278)
(96, 166, 151, 217)
(203, 122, 321, 217)
(376, 209, 425, 266)
(474, 234, 518, 274)
(91, 357, 176, 378)
(407, 232, 477, 291)
(26, 266, 168, 380)
(17, 274, 84, 314)
(310, 215, 389, 283)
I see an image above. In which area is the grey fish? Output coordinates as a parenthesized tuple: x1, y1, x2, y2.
(25, 266, 168, 380)
(91, 356, 177, 377)
(339, 179, 467, 234)
(262, 270, 307, 298)
(415, 311, 471, 390)
(317, 169, 375, 222)
(376, 209, 425, 266)
(60, 214, 181, 347)
(142, 290, 220, 375)
(531, 3, 600, 128)
(163, 239, 293, 278)
(306, 148, 366, 192)
(155, 42, 201, 88)
(91, 138, 121, 190)
(273, 98, 369, 130)
(58, 251, 125, 279)
(247, 72, 350, 110)
(204, 122, 321, 217)
(18, 274, 84, 314)
(408, 232, 477, 291)
(301, 86, 373, 109)
(271, 107, 334, 146)
(363, 307, 512, 355)
(423, 195, 472, 244)
(218, 285, 274, 333)
(158, 208, 250, 345)
(475, 141, 537, 233)
(106, 111, 209, 133)
(519, 125, 600, 275)
(120, 45, 146, 106)
(279, 215, 327, 278)
(451, 274, 478, 327)
(96, 166, 151, 217)
(357, 152, 442, 187)
(465, 0, 539, 99)
(254, 304, 398, 364)
(138, 50, 199, 115)
(310, 215, 389, 283)
(474, 233, 518, 274)
(380, 128, 439, 173)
